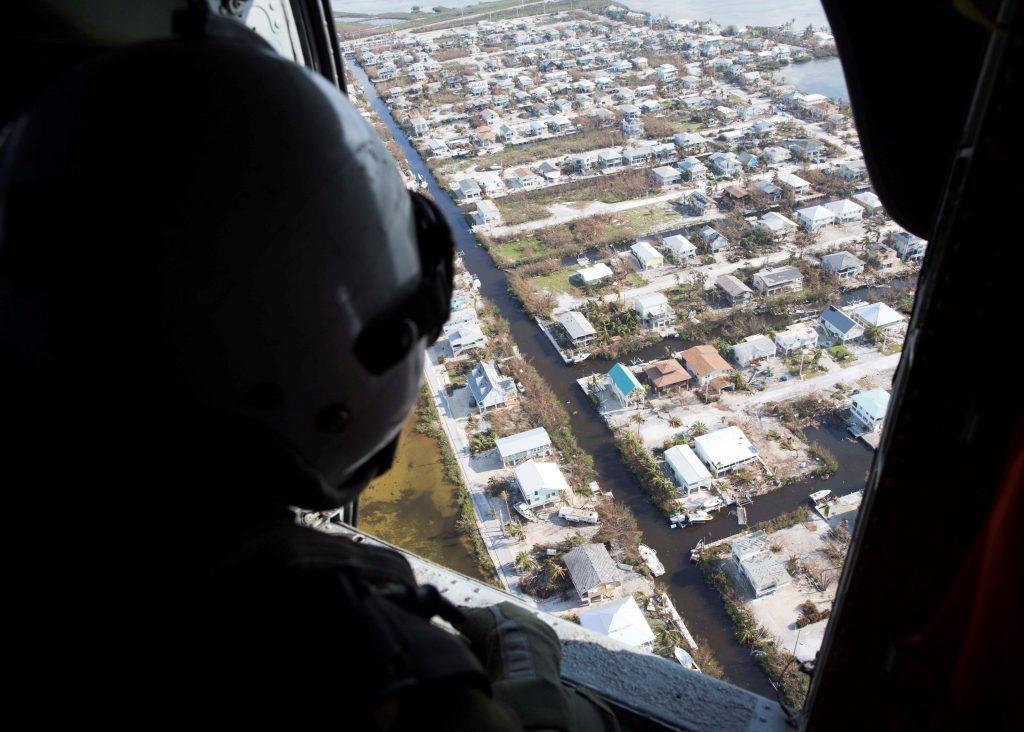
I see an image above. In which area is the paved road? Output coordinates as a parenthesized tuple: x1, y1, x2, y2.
(421, 354, 532, 599)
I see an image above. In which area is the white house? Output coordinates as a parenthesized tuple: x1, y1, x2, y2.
(758, 211, 798, 238)
(576, 262, 614, 286)
(578, 596, 656, 650)
(777, 171, 810, 192)
(495, 427, 552, 467)
(716, 274, 753, 304)
(774, 323, 818, 354)
(891, 231, 927, 262)
(852, 191, 883, 213)
(664, 444, 713, 494)
(630, 240, 664, 271)
(663, 234, 697, 260)
(825, 198, 864, 223)
(448, 323, 487, 355)
(514, 460, 569, 508)
(455, 178, 483, 202)
(557, 310, 597, 346)
(694, 426, 759, 476)
(795, 205, 836, 232)
(731, 531, 791, 597)
(850, 388, 891, 432)
(632, 292, 675, 328)
(732, 334, 776, 367)
(651, 165, 681, 188)
(849, 302, 904, 333)
(472, 199, 502, 226)
(466, 361, 515, 413)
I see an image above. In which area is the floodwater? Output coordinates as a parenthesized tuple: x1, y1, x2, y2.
(360, 415, 488, 581)
(351, 50, 882, 696)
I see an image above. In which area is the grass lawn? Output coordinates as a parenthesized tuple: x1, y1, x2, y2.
(437, 127, 624, 178)
(528, 268, 575, 294)
(619, 203, 684, 232)
(496, 199, 552, 226)
(490, 236, 547, 263)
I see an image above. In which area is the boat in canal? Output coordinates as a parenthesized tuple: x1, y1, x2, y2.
(674, 646, 702, 673)
(638, 544, 666, 577)
(687, 510, 713, 524)
(809, 489, 832, 504)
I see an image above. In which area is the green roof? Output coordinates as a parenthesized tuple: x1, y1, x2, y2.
(852, 388, 890, 420)
(609, 363, 642, 395)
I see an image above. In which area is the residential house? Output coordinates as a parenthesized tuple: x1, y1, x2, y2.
(733, 334, 777, 367)
(622, 147, 651, 166)
(684, 191, 713, 215)
(677, 156, 707, 181)
(651, 165, 681, 188)
(785, 137, 827, 161)
(753, 180, 783, 201)
(737, 151, 760, 170)
(852, 191, 883, 213)
(447, 323, 487, 355)
(656, 63, 678, 81)
(674, 131, 706, 150)
(839, 160, 867, 181)
(632, 292, 676, 329)
(716, 274, 753, 304)
(819, 304, 865, 343)
(850, 388, 891, 432)
(849, 302, 904, 333)
(664, 444, 714, 494)
(608, 363, 645, 406)
(564, 543, 621, 605)
(758, 211, 798, 238)
(708, 151, 742, 177)
(571, 150, 599, 174)
(694, 426, 759, 476)
(643, 359, 691, 393)
(752, 265, 803, 295)
(472, 199, 502, 226)
(762, 146, 791, 164)
(777, 171, 810, 192)
(621, 119, 645, 137)
(825, 198, 864, 223)
(820, 251, 865, 279)
(867, 241, 900, 270)
(514, 460, 569, 509)
(557, 310, 597, 347)
(680, 344, 732, 388)
(696, 225, 730, 252)
(774, 323, 819, 354)
(455, 178, 482, 202)
(598, 148, 624, 171)
(630, 240, 664, 270)
(891, 231, 927, 262)
(731, 531, 791, 597)
(652, 142, 677, 163)
(578, 596, 655, 650)
(495, 427, 552, 467)
(575, 262, 613, 286)
(466, 361, 516, 413)
(663, 234, 697, 260)
(796, 205, 836, 232)
(409, 116, 430, 136)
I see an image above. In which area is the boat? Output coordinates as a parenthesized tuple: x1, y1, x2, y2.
(701, 496, 725, 511)
(669, 512, 687, 527)
(686, 510, 713, 524)
(809, 489, 832, 504)
(514, 502, 537, 522)
(674, 646, 701, 673)
(638, 544, 666, 577)
(558, 506, 600, 525)
(415, 173, 428, 189)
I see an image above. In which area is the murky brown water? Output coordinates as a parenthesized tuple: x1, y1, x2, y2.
(360, 417, 487, 581)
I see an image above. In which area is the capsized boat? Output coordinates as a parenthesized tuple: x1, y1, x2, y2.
(638, 543, 665, 577)
(701, 496, 725, 511)
(514, 502, 537, 522)
(809, 489, 831, 504)
(674, 646, 701, 673)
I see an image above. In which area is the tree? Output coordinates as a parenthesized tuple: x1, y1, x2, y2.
(515, 550, 536, 572)
(690, 421, 708, 437)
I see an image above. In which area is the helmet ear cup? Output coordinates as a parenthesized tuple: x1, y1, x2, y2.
(353, 191, 455, 375)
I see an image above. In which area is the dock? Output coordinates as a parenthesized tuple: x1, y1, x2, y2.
(736, 506, 748, 526)
(660, 592, 698, 650)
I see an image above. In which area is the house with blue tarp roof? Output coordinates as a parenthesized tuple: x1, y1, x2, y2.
(608, 363, 644, 406)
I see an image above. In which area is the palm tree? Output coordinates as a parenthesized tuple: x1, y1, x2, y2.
(547, 560, 567, 581)
(515, 550, 536, 573)
(690, 421, 708, 437)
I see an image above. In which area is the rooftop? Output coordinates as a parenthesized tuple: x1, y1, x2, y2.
(664, 444, 713, 486)
(578, 596, 656, 649)
(680, 344, 731, 376)
(564, 543, 619, 594)
(557, 310, 597, 340)
(694, 426, 759, 470)
(495, 427, 552, 460)
(852, 388, 891, 421)
(643, 358, 691, 389)
(609, 362, 643, 395)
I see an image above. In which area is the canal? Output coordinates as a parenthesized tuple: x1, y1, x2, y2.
(350, 62, 880, 697)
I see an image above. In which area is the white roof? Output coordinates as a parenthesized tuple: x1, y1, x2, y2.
(578, 596, 655, 648)
(778, 172, 810, 188)
(577, 262, 613, 283)
(495, 427, 552, 459)
(557, 310, 597, 340)
(449, 323, 485, 345)
(632, 291, 669, 314)
(514, 460, 569, 494)
(849, 301, 903, 328)
(797, 205, 835, 223)
(476, 199, 500, 216)
(664, 444, 712, 487)
(663, 234, 696, 257)
(825, 199, 863, 216)
(695, 426, 758, 470)
(759, 211, 797, 232)
(630, 240, 662, 264)
(852, 191, 882, 209)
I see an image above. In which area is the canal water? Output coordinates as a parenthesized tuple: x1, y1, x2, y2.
(351, 60, 880, 697)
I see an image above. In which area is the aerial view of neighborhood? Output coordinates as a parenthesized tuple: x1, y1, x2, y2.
(328, 0, 924, 707)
